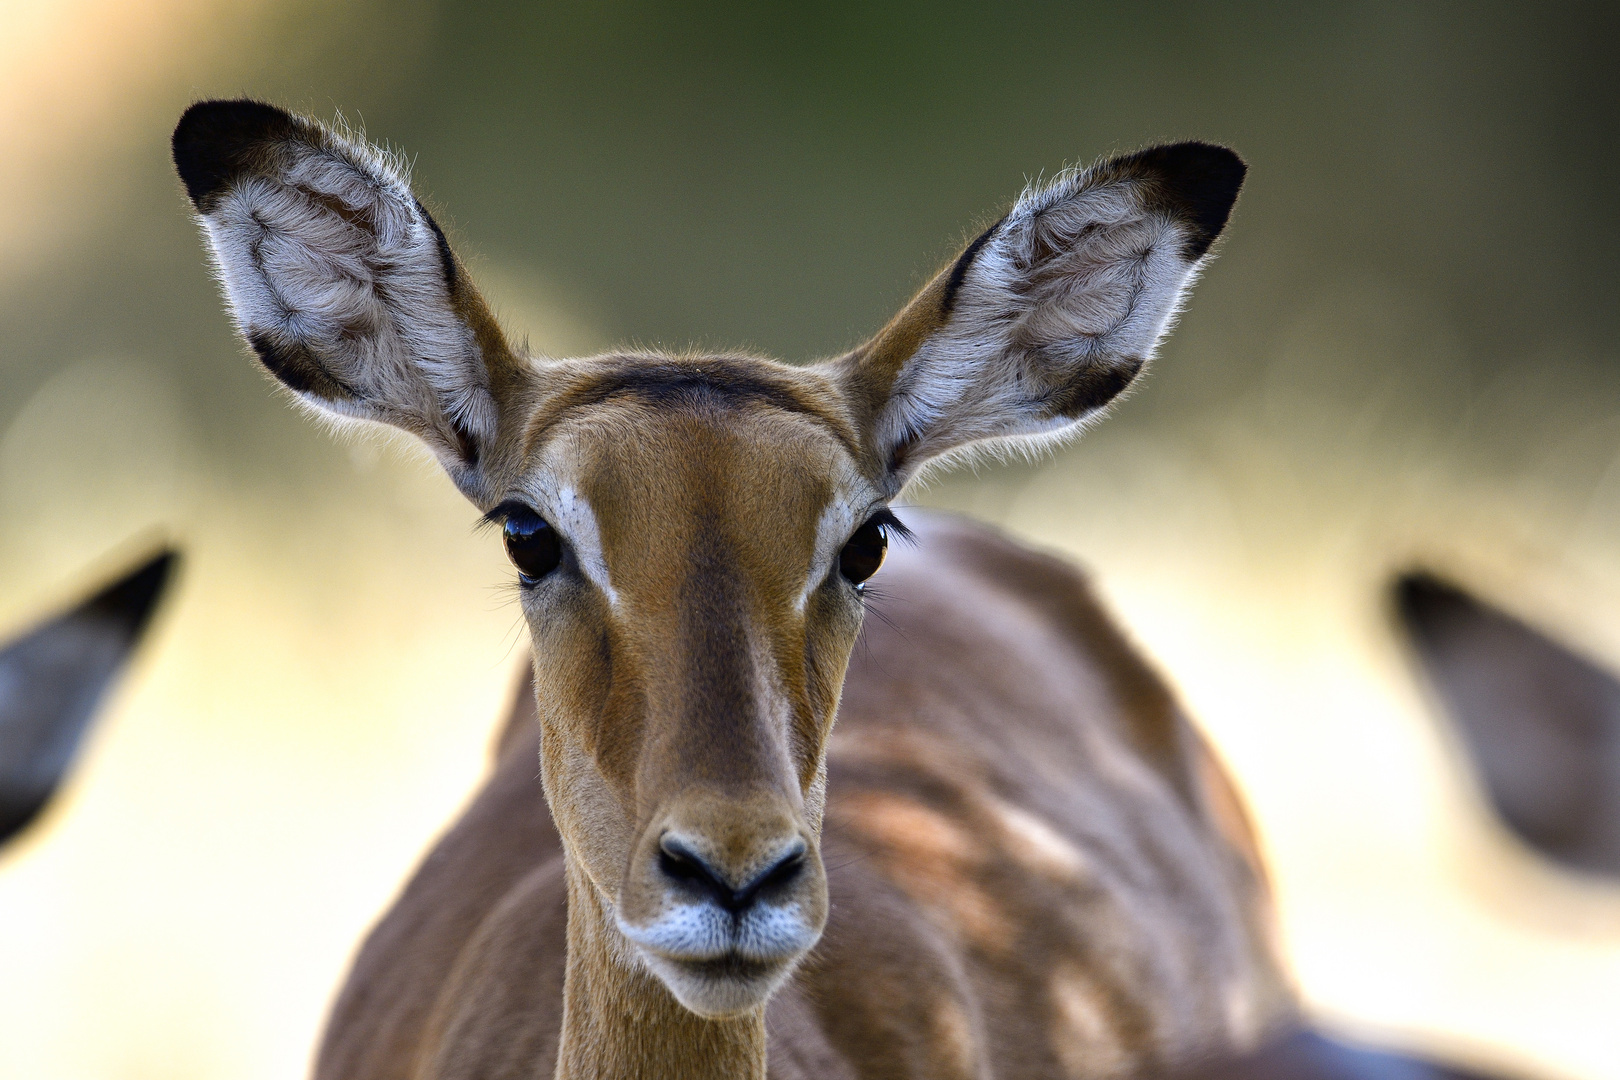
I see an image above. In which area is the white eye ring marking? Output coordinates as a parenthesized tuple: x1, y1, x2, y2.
(547, 485, 620, 609)
(797, 491, 887, 613)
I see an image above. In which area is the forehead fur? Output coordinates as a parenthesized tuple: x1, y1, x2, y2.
(520, 353, 862, 466)
(510, 354, 876, 593)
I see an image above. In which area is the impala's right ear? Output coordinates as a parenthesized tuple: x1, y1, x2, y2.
(173, 99, 527, 503)
(831, 142, 1246, 492)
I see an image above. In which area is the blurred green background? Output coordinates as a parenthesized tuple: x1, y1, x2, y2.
(2, 3, 1617, 1079)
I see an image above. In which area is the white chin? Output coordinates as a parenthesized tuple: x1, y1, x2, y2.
(639, 950, 799, 1018)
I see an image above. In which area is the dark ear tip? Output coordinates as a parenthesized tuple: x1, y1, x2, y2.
(1121, 141, 1248, 259)
(84, 548, 179, 637)
(172, 99, 299, 209)
(1393, 569, 1469, 627)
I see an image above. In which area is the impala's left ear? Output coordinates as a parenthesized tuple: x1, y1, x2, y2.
(173, 99, 529, 503)
(832, 142, 1245, 490)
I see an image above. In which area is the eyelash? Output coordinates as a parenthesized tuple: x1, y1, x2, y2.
(864, 508, 914, 544)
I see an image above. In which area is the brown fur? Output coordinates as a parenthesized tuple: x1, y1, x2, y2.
(315, 514, 1288, 1080)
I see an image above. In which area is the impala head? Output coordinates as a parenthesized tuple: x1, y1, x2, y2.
(174, 101, 1244, 1017)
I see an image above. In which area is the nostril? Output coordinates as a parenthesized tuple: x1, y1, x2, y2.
(658, 838, 709, 882)
(657, 836, 732, 902)
(752, 847, 805, 896)
(657, 847, 698, 881)
(655, 835, 808, 913)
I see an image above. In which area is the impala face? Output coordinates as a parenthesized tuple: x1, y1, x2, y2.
(173, 99, 1244, 1018)
(496, 362, 891, 1013)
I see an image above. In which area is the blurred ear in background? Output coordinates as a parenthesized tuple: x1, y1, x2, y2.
(0, 548, 177, 848)
(1177, 567, 1620, 1080)
(1396, 571, 1620, 878)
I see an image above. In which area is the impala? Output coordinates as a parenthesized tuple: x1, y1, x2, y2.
(174, 100, 1288, 1079)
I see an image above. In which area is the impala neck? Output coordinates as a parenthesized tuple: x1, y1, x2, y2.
(554, 855, 767, 1080)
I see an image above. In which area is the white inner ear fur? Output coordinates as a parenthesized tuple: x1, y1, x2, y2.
(877, 169, 1207, 482)
(199, 124, 496, 447)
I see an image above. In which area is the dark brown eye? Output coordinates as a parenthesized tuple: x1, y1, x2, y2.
(839, 516, 890, 587)
(503, 509, 562, 586)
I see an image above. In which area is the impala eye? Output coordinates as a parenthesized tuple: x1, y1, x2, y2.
(839, 515, 891, 587)
(502, 508, 562, 586)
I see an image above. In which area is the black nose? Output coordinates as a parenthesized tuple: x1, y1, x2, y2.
(657, 835, 806, 913)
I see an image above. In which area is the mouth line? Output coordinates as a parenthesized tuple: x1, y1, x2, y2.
(665, 951, 784, 982)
